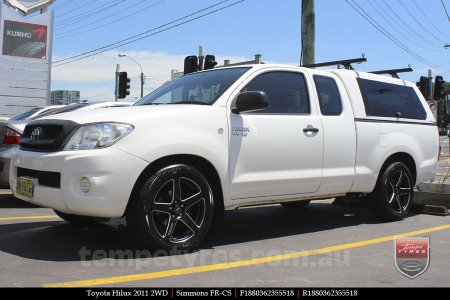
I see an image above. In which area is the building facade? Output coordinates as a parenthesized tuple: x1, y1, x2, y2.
(50, 90, 80, 105)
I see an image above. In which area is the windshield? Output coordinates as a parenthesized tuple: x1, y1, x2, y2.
(9, 108, 41, 121)
(135, 67, 250, 106)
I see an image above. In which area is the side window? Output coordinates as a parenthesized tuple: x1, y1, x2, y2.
(314, 75, 342, 116)
(241, 71, 310, 114)
(357, 78, 427, 120)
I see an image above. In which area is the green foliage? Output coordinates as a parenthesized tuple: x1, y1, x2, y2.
(437, 82, 449, 130)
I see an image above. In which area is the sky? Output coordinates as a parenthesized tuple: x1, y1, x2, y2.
(24, 0, 450, 102)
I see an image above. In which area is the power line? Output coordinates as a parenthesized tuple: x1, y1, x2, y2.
(380, 0, 441, 47)
(398, 0, 447, 44)
(442, 0, 450, 21)
(55, 0, 165, 39)
(412, 0, 450, 40)
(55, 0, 125, 27)
(54, 0, 232, 63)
(52, 0, 83, 11)
(55, 0, 106, 19)
(345, 0, 447, 72)
(366, 1, 441, 51)
(53, 0, 243, 66)
(54, 0, 245, 67)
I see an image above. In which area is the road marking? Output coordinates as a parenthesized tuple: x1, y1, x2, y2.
(0, 215, 59, 221)
(44, 223, 450, 288)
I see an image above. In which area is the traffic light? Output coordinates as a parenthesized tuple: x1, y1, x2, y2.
(184, 56, 199, 75)
(204, 54, 217, 70)
(418, 76, 430, 99)
(118, 72, 131, 99)
(434, 76, 446, 100)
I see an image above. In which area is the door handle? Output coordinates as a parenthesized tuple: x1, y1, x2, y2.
(303, 127, 319, 133)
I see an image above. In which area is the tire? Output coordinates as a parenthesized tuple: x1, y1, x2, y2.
(54, 210, 108, 227)
(281, 200, 311, 209)
(370, 162, 414, 221)
(126, 164, 215, 251)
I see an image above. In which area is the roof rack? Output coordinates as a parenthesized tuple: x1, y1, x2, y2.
(302, 55, 367, 70)
(369, 65, 413, 79)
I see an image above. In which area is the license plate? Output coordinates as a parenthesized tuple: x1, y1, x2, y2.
(16, 177, 34, 198)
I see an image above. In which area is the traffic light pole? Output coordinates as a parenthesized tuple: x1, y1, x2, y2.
(115, 64, 120, 102)
(428, 69, 433, 101)
(118, 54, 144, 99)
(140, 72, 144, 99)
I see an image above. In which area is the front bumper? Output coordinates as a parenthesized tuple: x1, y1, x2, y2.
(10, 148, 148, 218)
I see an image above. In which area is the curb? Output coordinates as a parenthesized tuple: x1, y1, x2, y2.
(413, 191, 450, 209)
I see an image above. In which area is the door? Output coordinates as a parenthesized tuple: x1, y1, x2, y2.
(228, 70, 324, 200)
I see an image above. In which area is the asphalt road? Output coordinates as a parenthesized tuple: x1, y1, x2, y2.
(0, 137, 448, 287)
(0, 190, 449, 288)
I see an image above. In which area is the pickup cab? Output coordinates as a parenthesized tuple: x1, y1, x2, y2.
(10, 64, 439, 250)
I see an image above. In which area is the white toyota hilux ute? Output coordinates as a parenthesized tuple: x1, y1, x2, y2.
(10, 64, 439, 250)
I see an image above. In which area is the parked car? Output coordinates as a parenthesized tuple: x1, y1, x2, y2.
(11, 65, 438, 250)
(0, 102, 132, 187)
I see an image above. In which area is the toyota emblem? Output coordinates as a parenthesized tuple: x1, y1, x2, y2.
(30, 127, 43, 142)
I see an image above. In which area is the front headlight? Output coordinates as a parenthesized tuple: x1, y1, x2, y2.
(63, 123, 134, 151)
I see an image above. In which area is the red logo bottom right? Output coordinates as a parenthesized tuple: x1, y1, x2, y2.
(395, 237, 430, 279)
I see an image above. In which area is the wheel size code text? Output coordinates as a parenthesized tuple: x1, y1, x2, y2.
(302, 289, 358, 297)
(239, 289, 295, 297)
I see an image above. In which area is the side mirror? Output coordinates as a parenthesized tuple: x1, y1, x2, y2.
(231, 91, 268, 114)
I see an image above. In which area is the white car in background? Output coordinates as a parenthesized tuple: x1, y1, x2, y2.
(0, 102, 132, 188)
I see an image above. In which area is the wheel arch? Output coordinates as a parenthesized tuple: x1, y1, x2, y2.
(378, 152, 417, 185)
(125, 154, 225, 224)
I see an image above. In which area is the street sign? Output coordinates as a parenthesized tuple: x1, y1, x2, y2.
(2, 20, 47, 59)
(428, 101, 437, 121)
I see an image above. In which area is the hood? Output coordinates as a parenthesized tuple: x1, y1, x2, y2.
(32, 105, 217, 127)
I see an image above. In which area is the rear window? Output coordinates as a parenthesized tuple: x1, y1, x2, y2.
(357, 78, 426, 120)
(314, 75, 342, 116)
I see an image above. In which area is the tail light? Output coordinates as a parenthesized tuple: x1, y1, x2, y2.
(3, 127, 21, 145)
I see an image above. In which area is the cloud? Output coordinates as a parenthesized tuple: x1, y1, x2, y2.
(51, 50, 253, 100)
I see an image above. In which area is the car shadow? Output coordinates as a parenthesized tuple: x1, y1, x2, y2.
(204, 202, 380, 247)
(0, 202, 388, 262)
(0, 194, 41, 209)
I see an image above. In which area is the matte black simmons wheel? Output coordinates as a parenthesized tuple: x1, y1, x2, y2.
(127, 164, 214, 251)
(370, 162, 414, 221)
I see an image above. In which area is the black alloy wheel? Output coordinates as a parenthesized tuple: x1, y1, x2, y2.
(127, 164, 214, 251)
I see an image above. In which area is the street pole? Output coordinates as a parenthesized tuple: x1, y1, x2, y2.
(428, 69, 433, 101)
(140, 72, 144, 99)
(118, 54, 144, 98)
(301, 0, 315, 66)
(115, 64, 120, 102)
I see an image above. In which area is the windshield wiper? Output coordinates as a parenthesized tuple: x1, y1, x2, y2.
(171, 101, 210, 105)
(140, 103, 165, 106)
